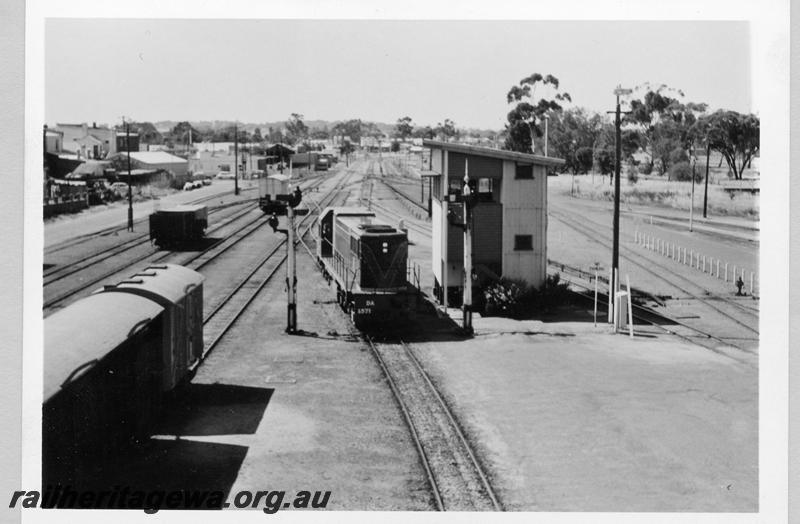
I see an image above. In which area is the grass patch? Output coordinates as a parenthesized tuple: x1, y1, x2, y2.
(551, 173, 759, 219)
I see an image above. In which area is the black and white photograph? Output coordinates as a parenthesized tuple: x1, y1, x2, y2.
(12, 0, 791, 521)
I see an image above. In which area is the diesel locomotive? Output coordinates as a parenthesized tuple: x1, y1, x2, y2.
(317, 206, 414, 328)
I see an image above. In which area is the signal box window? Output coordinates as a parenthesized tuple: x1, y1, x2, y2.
(516, 163, 534, 179)
(514, 234, 533, 251)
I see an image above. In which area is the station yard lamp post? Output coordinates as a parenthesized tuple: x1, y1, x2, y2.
(610, 85, 632, 321)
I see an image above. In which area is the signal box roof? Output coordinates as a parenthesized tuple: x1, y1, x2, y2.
(423, 139, 565, 167)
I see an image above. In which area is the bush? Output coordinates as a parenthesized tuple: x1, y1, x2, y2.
(533, 273, 572, 312)
(669, 147, 689, 166)
(638, 161, 653, 175)
(669, 161, 701, 182)
(483, 278, 529, 317)
(627, 164, 639, 184)
(482, 273, 572, 317)
(594, 148, 615, 175)
(574, 147, 594, 174)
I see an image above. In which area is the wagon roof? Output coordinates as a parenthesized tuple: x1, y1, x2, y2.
(157, 204, 207, 214)
(44, 293, 164, 401)
(105, 263, 204, 305)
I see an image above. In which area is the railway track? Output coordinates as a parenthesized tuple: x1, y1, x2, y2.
(43, 198, 257, 286)
(548, 206, 758, 349)
(43, 175, 334, 313)
(198, 163, 361, 359)
(364, 336, 502, 511)
(43, 188, 256, 256)
(562, 274, 756, 365)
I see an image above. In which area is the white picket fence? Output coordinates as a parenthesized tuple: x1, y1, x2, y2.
(633, 230, 758, 296)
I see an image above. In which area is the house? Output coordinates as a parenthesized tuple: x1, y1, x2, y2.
(55, 122, 118, 158)
(423, 140, 564, 306)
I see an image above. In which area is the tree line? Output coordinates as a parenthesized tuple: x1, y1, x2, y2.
(503, 75, 759, 181)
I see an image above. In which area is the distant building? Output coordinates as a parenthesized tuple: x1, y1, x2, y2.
(110, 151, 188, 178)
(116, 132, 140, 153)
(423, 140, 564, 305)
(55, 122, 118, 158)
(45, 129, 64, 154)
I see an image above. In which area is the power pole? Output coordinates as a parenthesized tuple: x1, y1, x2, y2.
(234, 123, 240, 195)
(544, 114, 550, 156)
(610, 86, 632, 317)
(125, 119, 134, 232)
(690, 153, 696, 232)
(703, 142, 710, 218)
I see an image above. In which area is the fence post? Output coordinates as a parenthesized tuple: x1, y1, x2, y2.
(716, 259, 720, 278)
(724, 263, 728, 281)
(683, 248, 687, 265)
(690, 250, 694, 268)
(702, 256, 705, 273)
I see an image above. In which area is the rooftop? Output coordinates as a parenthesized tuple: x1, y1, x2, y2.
(127, 151, 188, 164)
(423, 140, 565, 167)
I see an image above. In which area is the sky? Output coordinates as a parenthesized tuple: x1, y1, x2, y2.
(45, 19, 752, 130)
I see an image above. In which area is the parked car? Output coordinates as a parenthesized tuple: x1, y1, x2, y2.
(216, 171, 235, 179)
(110, 182, 130, 198)
(183, 181, 196, 191)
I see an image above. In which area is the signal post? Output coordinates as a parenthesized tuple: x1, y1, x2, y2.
(268, 186, 304, 333)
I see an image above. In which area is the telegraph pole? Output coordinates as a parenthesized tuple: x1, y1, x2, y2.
(544, 114, 550, 156)
(703, 142, 711, 218)
(234, 122, 240, 195)
(689, 153, 696, 232)
(610, 86, 631, 316)
(125, 118, 134, 232)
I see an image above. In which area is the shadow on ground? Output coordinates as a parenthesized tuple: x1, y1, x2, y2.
(43, 383, 273, 509)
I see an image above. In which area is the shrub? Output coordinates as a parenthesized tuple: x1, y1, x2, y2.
(594, 148, 615, 175)
(626, 164, 639, 184)
(574, 147, 594, 174)
(482, 273, 572, 317)
(638, 161, 653, 175)
(669, 161, 693, 181)
(669, 147, 689, 167)
(669, 161, 703, 182)
(483, 278, 529, 317)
